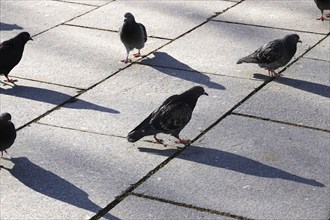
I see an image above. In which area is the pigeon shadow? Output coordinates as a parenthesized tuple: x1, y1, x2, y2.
(2, 157, 119, 220)
(138, 146, 325, 187)
(253, 73, 330, 98)
(0, 22, 23, 31)
(0, 85, 120, 114)
(141, 51, 225, 90)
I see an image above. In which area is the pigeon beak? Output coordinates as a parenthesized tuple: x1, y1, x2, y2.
(298, 39, 302, 43)
(204, 92, 208, 96)
(29, 37, 33, 41)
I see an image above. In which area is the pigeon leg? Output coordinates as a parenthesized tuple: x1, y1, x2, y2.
(133, 50, 141, 57)
(175, 138, 191, 144)
(4, 76, 17, 83)
(153, 134, 164, 144)
(0, 151, 3, 158)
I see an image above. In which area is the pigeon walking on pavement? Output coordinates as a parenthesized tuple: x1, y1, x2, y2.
(0, 32, 33, 83)
(236, 34, 302, 77)
(314, 0, 330, 21)
(119, 12, 147, 63)
(127, 86, 208, 145)
(0, 113, 16, 158)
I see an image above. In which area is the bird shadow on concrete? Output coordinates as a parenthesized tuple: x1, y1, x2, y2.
(0, 22, 23, 31)
(253, 73, 330, 98)
(0, 84, 120, 114)
(2, 157, 119, 220)
(140, 51, 226, 90)
(138, 146, 325, 187)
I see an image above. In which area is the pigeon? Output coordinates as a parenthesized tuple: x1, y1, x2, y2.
(0, 113, 16, 158)
(236, 34, 302, 77)
(314, 0, 330, 21)
(119, 12, 147, 63)
(127, 86, 208, 145)
(0, 32, 33, 83)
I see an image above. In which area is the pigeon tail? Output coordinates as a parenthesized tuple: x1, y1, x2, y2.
(127, 130, 146, 142)
(127, 116, 155, 143)
(236, 55, 259, 64)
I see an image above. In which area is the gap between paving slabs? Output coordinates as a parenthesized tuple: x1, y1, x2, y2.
(89, 25, 330, 220)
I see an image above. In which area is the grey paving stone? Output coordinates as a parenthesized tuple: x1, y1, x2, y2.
(215, 0, 330, 34)
(0, 79, 78, 128)
(304, 36, 330, 61)
(134, 115, 330, 219)
(110, 195, 230, 219)
(235, 57, 330, 130)
(0, 0, 94, 40)
(0, 123, 174, 220)
(39, 64, 262, 145)
(140, 21, 324, 79)
(67, 1, 235, 39)
(56, 0, 112, 6)
(12, 25, 168, 89)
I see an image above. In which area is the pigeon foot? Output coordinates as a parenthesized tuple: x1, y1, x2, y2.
(153, 134, 164, 144)
(4, 78, 17, 83)
(121, 58, 132, 63)
(133, 53, 141, 57)
(317, 16, 325, 21)
(326, 13, 330, 17)
(175, 138, 191, 144)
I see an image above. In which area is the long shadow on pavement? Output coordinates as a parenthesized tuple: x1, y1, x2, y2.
(3, 157, 119, 220)
(141, 51, 226, 90)
(253, 73, 330, 98)
(0, 85, 120, 114)
(138, 146, 325, 187)
(0, 22, 23, 31)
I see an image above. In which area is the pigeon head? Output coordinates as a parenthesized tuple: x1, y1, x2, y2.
(124, 12, 135, 23)
(186, 86, 208, 97)
(16, 32, 33, 43)
(285, 34, 302, 44)
(0, 113, 12, 121)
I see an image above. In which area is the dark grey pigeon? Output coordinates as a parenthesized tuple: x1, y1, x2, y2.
(236, 34, 301, 77)
(0, 113, 16, 158)
(127, 86, 208, 145)
(0, 32, 33, 83)
(119, 12, 147, 63)
(314, 0, 330, 21)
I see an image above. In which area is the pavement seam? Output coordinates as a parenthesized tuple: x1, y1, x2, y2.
(31, 0, 113, 38)
(52, 0, 102, 7)
(231, 112, 330, 133)
(301, 56, 330, 63)
(62, 23, 173, 41)
(130, 192, 252, 220)
(212, 20, 330, 36)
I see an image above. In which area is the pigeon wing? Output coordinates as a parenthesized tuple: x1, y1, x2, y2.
(139, 23, 147, 43)
(257, 39, 284, 64)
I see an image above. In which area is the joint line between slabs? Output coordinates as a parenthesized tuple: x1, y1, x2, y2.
(231, 112, 330, 133)
(130, 192, 252, 220)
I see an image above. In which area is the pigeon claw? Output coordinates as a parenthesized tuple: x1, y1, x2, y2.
(133, 52, 141, 57)
(316, 16, 325, 21)
(175, 138, 191, 145)
(326, 13, 330, 18)
(267, 69, 282, 77)
(153, 134, 164, 144)
(4, 78, 17, 83)
(121, 58, 132, 63)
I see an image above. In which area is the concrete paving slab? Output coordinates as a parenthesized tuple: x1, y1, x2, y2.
(12, 25, 168, 89)
(110, 195, 230, 219)
(0, 79, 78, 128)
(214, 0, 330, 34)
(133, 115, 330, 219)
(39, 64, 262, 145)
(235, 57, 330, 130)
(0, 0, 94, 40)
(304, 36, 330, 61)
(0, 123, 175, 220)
(54, 0, 112, 7)
(140, 21, 324, 79)
(67, 1, 235, 39)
